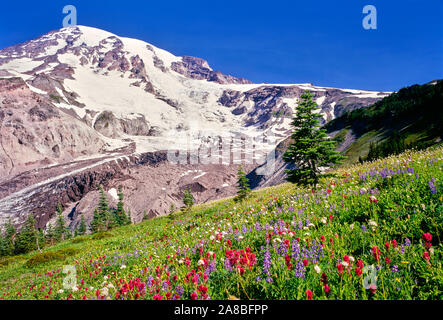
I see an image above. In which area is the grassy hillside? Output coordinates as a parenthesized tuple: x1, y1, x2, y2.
(0, 147, 442, 300)
(326, 80, 443, 164)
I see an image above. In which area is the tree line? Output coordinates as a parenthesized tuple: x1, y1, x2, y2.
(1, 166, 254, 258)
(360, 130, 436, 163)
(0, 185, 131, 257)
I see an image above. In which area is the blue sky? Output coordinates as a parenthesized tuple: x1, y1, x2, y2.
(0, 0, 441, 91)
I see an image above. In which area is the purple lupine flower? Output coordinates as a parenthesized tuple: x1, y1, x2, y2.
(147, 275, 154, 287)
(224, 258, 232, 271)
(405, 238, 411, 246)
(176, 285, 184, 297)
(263, 248, 272, 276)
(392, 265, 399, 272)
(362, 225, 367, 232)
(294, 259, 306, 278)
(428, 177, 436, 194)
(209, 260, 217, 273)
(266, 277, 273, 283)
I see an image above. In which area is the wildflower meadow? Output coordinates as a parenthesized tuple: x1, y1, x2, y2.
(0, 147, 441, 300)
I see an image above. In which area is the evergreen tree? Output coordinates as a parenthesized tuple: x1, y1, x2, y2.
(115, 185, 129, 226)
(90, 209, 102, 233)
(64, 226, 72, 240)
(283, 90, 344, 188)
(2, 220, 16, 256)
(78, 213, 87, 235)
(54, 203, 67, 242)
(14, 214, 38, 254)
(98, 185, 112, 230)
(0, 235, 6, 256)
(235, 165, 251, 202)
(98, 186, 109, 216)
(91, 186, 110, 232)
(183, 188, 194, 212)
(169, 203, 176, 215)
(45, 224, 55, 246)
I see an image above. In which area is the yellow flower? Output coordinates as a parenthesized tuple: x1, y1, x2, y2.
(401, 261, 409, 264)
(395, 278, 401, 283)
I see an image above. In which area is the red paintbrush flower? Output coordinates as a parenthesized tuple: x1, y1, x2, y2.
(337, 263, 344, 275)
(372, 246, 381, 261)
(422, 233, 432, 243)
(324, 284, 330, 295)
(321, 272, 328, 284)
(305, 290, 313, 300)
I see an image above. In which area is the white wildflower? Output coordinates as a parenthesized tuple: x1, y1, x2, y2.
(368, 220, 378, 227)
(100, 287, 109, 297)
(314, 265, 321, 274)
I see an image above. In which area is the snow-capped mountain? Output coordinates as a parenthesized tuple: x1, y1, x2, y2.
(0, 26, 390, 229)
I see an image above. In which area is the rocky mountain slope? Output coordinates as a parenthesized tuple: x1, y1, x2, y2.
(0, 25, 390, 230)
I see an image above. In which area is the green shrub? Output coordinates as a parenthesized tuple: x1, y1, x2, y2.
(92, 232, 113, 240)
(70, 236, 88, 244)
(25, 251, 65, 268)
(55, 248, 79, 257)
(0, 256, 26, 268)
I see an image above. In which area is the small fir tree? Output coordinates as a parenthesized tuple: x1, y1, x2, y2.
(14, 214, 38, 254)
(235, 165, 251, 202)
(78, 213, 87, 235)
(183, 188, 194, 212)
(54, 203, 67, 242)
(115, 185, 129, 226)
(45, 224, 55, 246)
(2, 219, 16, 256)
(283, 90, 344, 188)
